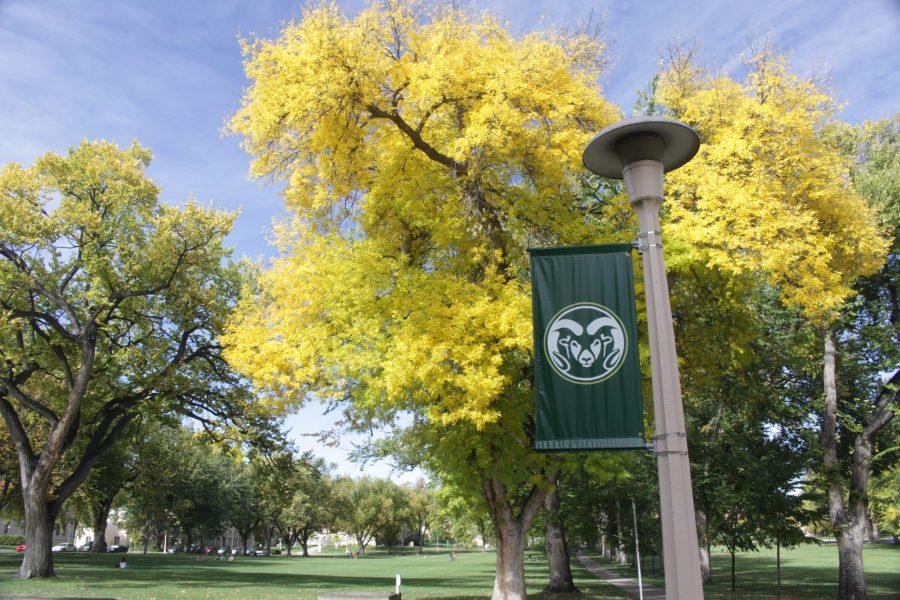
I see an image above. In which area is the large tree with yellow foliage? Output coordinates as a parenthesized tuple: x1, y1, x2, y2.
(224, 2, 617, 597)
(654, 45, 888, 598)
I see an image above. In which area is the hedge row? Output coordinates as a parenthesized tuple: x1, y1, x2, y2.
(0, 535, 25, 546)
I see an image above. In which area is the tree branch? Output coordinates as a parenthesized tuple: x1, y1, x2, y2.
(0, 394, 36, 466)
(366, 103, 467, 174)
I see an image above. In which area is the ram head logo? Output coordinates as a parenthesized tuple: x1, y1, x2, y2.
(544, 303, 627, 384)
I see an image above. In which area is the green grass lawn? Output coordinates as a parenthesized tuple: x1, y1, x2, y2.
(584, 543, 900, 599)
(1, 544, 897, 599)
(0, 548, 627, 600)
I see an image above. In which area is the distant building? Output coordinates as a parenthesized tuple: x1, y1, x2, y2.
(1, 516, 77, 545)
(77, 509, 131, 547)
(1, 508, 130, 548)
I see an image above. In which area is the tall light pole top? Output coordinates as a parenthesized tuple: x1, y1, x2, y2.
(582, 117, 700, 178)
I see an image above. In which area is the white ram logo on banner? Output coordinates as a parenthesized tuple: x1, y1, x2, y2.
(544, 302, 627, 384)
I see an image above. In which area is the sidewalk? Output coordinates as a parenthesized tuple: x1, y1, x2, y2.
(576, 551, 666, 600)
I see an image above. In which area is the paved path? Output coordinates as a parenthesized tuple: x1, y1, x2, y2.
(576, 551, 666, 599)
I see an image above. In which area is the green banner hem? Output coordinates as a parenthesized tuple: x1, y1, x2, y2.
(534, 437, 648, 451)
(528, 243, 634, 257)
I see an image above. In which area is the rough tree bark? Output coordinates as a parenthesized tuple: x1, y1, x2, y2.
(544, 481, 577, 593)
(356, 534, 368, 556)
(696, 507, 712, 583)
(91, 498, 113, 553)
(614, 500, 627, 565)
(21, 488, 57, 578)
(820, 333, 897, 600)
(264, 526, 273, 555)
(599, 521, 609, 559)
(776, 541, 782, 599)
(300, 530, 310, 557)
(142, 523, 150, 554)
(483, 473, 552, 600)
(280, 527, 295, 556)
(730, 549, 736, 592)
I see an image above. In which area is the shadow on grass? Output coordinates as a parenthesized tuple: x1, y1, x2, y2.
(580, 545, 900, 600)
(0, 550, 629, 600)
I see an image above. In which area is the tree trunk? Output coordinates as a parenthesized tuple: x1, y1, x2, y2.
(776, 540, 782, 599)
(69, 516, 78, 544)
(19, 489, 57, 579)
(356, 535, 366, 555)
(866, 512, 877, 543)
(493, 519, 527, 600)
(142, 523, 150, 554)
(837, 522, 867, 600)
(544, 485, 577, 593)
(91, 499, 112, 553)
(820, 333, 897, 600)
(730, 549, 736, 592)
(614, 500, 626, 565)
(301, 535, 309, 557)
(696, 507, 712, 583)
(482, 474, 549, 600)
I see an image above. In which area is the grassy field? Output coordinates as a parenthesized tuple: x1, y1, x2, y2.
(0, 548, 627, 600)
(0, 544, 896, 599)
(587, 543, 900, 599)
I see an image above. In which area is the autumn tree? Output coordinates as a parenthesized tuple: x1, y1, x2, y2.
(0, 140, 259, 577)
(815, 114, 899, 599)
(654, 43, 888, 597)
(224, 2, 617, 597)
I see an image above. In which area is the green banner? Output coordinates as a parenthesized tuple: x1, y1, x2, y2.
(529, 244, 645, 451)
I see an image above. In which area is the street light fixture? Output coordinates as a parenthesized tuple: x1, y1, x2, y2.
(583, 117, 704, 600)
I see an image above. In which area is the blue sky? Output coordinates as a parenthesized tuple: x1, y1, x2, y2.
(1, 0, 897, 479)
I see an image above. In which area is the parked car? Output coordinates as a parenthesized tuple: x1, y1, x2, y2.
(244, 548, 256, 556)
(217, 546, 228, 556)
(255, 548, 268, 556)
(77, 541, 93, 552)
(51, 543, 76, 552)
(107, 544, 128, 553)
(166, 545, 184, 554)
(16, 544, 26, 552)
(231, 547, 243, 556)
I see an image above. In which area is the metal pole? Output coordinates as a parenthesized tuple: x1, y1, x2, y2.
(632, 499, 643, 600)
(583, 117, 704, 600)
(626, 159, 704, 599)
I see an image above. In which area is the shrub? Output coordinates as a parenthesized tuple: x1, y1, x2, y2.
(0, 535, 25, 546)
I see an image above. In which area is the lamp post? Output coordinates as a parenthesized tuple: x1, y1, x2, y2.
(583, 117, 704, 599)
